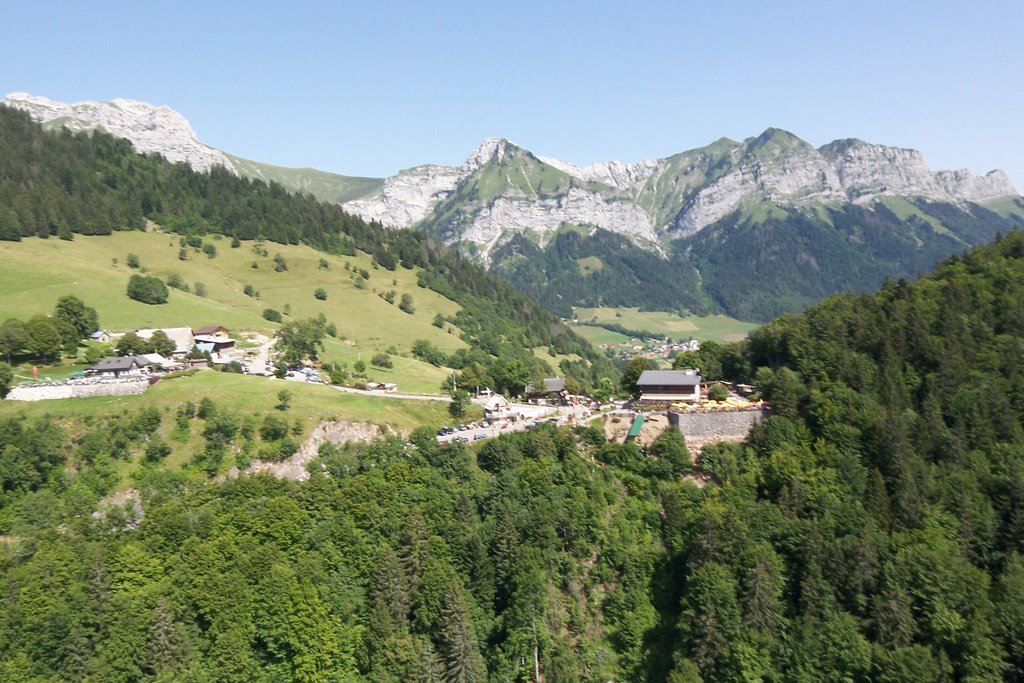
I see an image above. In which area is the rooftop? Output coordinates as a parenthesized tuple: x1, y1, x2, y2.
(637, 369, 702, 386)
(90, 356, 147, 372)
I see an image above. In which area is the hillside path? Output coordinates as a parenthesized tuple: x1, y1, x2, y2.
(330, 385, 449, 401)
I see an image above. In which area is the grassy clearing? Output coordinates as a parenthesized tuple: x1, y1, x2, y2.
(576, 255, 604, 275)
(0, 370, 454, 432)
(572, 307, 758, 342)
(0, 232, 466, 391)
(531, 346, 582, 372)
(879, 196, 945, 232)
(225, 154, 384, 204)
(0, 370, 463, 488)
(569, 325, 632, 346)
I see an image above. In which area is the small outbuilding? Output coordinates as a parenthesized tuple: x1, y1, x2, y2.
(193, 335, 236, 352)
(525, 377, 568, 405)
(484, 394, 518, 422)
(193, 324, 230, 338)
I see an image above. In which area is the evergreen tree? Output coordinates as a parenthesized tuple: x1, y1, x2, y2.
(438, 581, 485, 683)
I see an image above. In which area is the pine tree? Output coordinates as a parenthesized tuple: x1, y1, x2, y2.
(438, 581, 485, 683)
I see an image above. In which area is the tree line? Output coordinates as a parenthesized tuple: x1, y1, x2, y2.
(0, 106, 613, 393)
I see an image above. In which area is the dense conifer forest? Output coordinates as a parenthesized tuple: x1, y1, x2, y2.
(487, 200, 1021, 323)
(0, 105, 613, 390)
(3, 224, 1024, 679)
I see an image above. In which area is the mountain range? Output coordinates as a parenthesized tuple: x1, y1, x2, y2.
(9, 92, 1023, 322)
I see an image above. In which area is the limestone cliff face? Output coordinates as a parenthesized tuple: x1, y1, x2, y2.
(7, 92, 1016, 252)
(343, 128, 1019, 251)
(343, 164, 461, 226)
(459, 189, 658, 264)
(4, 92, 236, 173)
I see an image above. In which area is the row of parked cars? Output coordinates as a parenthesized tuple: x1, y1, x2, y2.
(436, 421, 489, 436)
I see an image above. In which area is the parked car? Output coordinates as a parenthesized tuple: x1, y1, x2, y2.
(473, 433, 486, 441)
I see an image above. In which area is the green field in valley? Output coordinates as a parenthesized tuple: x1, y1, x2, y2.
(566, 324, 632, 346)
(571, 306, 758, 343)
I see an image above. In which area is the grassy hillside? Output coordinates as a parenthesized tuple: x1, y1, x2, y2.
(0, 232, 466, 393)
(226, 153, 384, 204)
(0, 370, 458, 478)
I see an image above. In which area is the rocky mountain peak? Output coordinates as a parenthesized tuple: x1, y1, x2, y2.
(463, 137, 515, 173)
(3, 92, 236, 174)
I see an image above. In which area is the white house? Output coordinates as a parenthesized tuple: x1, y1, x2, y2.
(484, 393, 518, 422)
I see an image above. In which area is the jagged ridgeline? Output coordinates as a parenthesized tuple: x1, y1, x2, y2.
(360, 133, 1024, 322)
(0, 105, 612, 385)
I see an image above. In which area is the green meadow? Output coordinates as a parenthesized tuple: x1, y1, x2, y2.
(0, 232, 466, 393)
(0, 370, 466, 483)
(571, 306, 758, 343)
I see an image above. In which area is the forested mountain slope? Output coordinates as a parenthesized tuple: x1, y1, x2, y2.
(0, 105, 612, 390)
(3, 234, 1024, 679)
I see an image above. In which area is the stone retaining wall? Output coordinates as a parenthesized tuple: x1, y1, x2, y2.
(668, 409, 768, 444)
(6, 380, 150, 401)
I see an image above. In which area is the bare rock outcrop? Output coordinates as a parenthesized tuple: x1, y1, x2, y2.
(243, 420, 382, 481)
(4, 92, 236, 173)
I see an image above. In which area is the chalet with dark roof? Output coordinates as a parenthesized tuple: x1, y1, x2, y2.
(87, 356, 150, 379)
(525, 377, 568, 405)
(636, 369, 701, 403)
(193, 324, 230, 338)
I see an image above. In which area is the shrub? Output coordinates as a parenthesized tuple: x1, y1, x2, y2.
(167, 273, 189, 292)
(144, 436, 172, 463)
(314, 288, 327, 301)
(260, 414, 290, 441)
(243, 284, 255, 297)
(193, 282, 207, 297)
(126, 253, 140, 269)
(708, 382, 730, 402)
(126, 274, 168, 304)
(273, 253, 288, 272)
(262, 308, 283, 323)
(202, 243, 217, 259)
(371, 353, 393, 369)
(399, 294, 415, 314)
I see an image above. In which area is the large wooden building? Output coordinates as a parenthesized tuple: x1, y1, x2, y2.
(636, 369, 702, 403)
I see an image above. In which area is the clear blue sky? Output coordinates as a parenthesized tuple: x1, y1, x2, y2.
(4, 1, 1022, 188)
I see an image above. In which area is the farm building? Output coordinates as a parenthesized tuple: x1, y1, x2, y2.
(636, 369, 702, 403)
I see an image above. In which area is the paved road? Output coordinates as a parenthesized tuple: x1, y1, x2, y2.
(436, 402, 597, 445)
